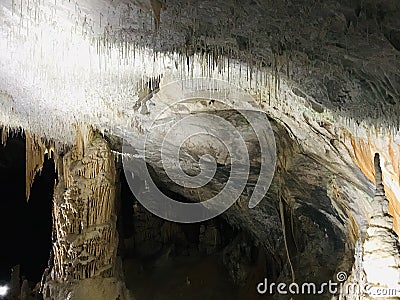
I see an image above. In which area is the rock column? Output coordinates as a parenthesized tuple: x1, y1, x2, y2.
(362, 154, 400, 293)
(43, 131, 131, 300)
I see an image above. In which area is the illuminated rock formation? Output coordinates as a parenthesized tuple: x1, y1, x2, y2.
(362, 153, 400, 294)
(42, 129, 132, 300)
(341, 153, 400, 299)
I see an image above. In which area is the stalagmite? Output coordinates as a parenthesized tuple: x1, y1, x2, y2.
(362, 154, 400, 290)
(340, 153, 400, 299)
(20, 280, 31, 300)
(10, 265, 20, 300)
(42, 128, 132, 300)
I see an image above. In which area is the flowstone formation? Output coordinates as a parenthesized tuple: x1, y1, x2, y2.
(42, 128, 132, 300)
(341, 153, 400, 299)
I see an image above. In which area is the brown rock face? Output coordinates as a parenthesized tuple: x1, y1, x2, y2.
(42, 131, 132, 300)
(349, 133, 400, 234)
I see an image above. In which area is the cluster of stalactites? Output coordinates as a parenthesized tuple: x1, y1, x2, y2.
(0, 126, 24, 146)
(1, 124, 49, 169)
(25, 131, 56, 201)
(0, 126, 56, 201)
(24, 124, 94, 202)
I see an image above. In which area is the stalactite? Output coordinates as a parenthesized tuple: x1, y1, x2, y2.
(25, 131, 46, 201)
(1, 126, 8, 145)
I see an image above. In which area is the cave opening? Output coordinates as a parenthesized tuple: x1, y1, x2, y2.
(0, 129, 56, 286)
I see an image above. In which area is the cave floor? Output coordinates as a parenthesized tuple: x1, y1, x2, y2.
(123, 250, 269, 300)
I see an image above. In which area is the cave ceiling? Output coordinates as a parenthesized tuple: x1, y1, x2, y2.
(0, 0, 399, 143)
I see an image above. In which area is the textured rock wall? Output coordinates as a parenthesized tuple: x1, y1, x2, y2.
(42, 128, 132, 300)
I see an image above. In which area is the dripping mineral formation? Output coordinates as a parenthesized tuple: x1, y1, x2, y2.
(0, 0, 399, 299)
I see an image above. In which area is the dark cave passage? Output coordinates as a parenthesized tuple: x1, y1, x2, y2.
(118, 166, 273, 300)
(0, 130, 56, 284)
